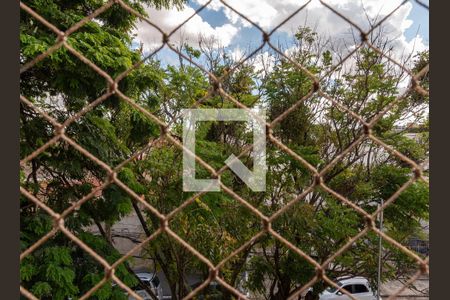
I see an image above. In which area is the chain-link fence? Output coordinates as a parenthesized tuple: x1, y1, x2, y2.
(20, 0, 429, 299)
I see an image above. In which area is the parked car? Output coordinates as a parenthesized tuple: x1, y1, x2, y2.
(319, 277, 381, 300)
(128, 272, 163, 300)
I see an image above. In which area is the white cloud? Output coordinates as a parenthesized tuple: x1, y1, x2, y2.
(192, 0, 428, 57)
(137, 0, 428, 70)
(403, 35, 428, 54)
(195, 0, 413, 31)
(134, 4, 239, 49)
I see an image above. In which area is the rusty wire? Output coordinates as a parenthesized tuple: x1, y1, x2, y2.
(19, 0, 429, 299)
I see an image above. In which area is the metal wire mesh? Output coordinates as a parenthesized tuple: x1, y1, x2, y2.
(19, 0, 429, 299)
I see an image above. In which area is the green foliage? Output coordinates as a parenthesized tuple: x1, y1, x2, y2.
(20, 0, 185, 298)
(21, 1, 428, 297)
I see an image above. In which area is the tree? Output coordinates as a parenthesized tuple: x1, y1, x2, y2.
(21, 1, 429, 298)
(242, 29, 429, 299)
(20, 0, 185, 299)
(126, 44, 263, 299)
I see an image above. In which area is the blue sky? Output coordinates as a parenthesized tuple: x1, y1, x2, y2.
(135, 0, 429, 66)
(404, 0, 429, 42)
(189, 0, 428, 47)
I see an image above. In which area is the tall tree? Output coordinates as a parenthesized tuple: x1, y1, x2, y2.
(20, 0, 185, 299)
(21, 1, 429, 298)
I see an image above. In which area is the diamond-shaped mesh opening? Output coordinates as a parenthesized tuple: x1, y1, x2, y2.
(20, 0, 429, 299)
(169, 193, 263, 265)
(64, 98, 162, 165)
(258, 149, 315, 217)
(20, 138, 111, 212)
(271, 192, 365, 253)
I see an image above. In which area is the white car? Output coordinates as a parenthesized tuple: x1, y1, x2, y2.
(319, 277, 381, 300)
(128, 272, 163, 300)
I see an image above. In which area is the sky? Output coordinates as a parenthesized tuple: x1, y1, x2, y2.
(133, 0, 429, 66)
